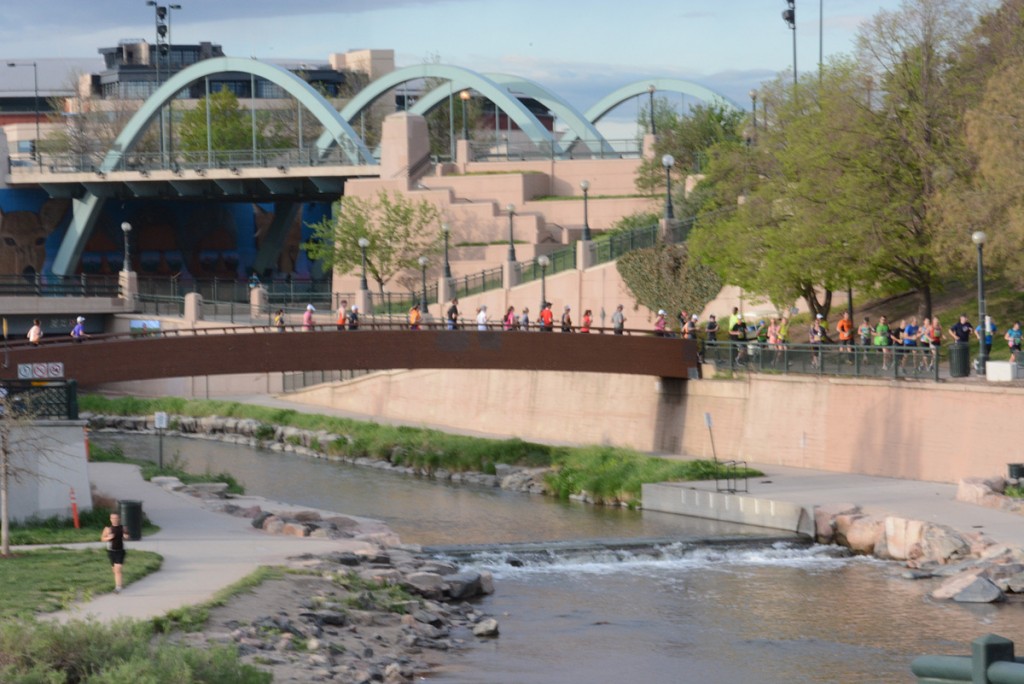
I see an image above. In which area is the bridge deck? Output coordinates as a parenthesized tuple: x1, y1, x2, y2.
(0, 325, 699, 387)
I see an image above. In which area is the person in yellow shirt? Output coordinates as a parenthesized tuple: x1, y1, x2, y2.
(409, 304, 423, 330)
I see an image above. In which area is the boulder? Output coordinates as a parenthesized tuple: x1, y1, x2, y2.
(445, 571, 483, 600)
(952, 577, 1006, 603)
(843, 516, 884, 555)
(262, 516, 284, 535)
(931, 568, 985, 600)
(918, 524, 972, 565)
(884, 517, 925, 561)
(403, 572, 445, 598)
(472, 618, 499, 637)
(281, 522, 308, 538)
(814, 503, 860, 544)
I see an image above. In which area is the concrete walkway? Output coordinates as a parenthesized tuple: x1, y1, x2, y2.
(51, 462, 380, 623)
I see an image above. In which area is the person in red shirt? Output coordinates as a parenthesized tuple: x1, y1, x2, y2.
(539, 302, 554, 332)
(836, 310, 854, 356)
(581, 309, 592, 333)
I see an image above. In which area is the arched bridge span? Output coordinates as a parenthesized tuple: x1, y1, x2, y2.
(0, 327, 699, 388)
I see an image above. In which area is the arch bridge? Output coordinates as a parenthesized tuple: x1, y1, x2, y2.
(0, 324, 699, 388)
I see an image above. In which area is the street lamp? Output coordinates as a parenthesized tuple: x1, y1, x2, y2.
(647, 84, 656, 136)
(506, 203, 517, 262)
(783, 0, 797, 88)
(6, 62, 40, 170)
(357, 237, 369, 291)
(120, 222, 133, 273)
(441, 223, 452, 278)
(459, 90, 470, 141)
(749, 89, 758, 137)
(580, 179, 591, 241)
(418, 256, 429, 313)
(538, 255, 550, 314)
(661, 154, 675, 220)
(972, 230, 988, 375)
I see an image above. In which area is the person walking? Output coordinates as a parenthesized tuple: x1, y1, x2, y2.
(654, 309, 667, 336)
(101, 512, 130, 594)
(519, 307, 530, 331)
(446, 298, 460, 330)
(302, 304, 315, 331)
(503, 306, 517, 331)
(70, 316, 88, 343)
(1005, 321, 1022, 363)
(612, 304, 626, 335)
(347, 305, 360, 330)
(580, 309, 592, 333)
(540, 303, 554, 332)
(560, 306, 573, 332)
(476, 305, 488, 331)
(336, 300, 348, 331)
(273, 308, 285, 332)
(408, 303, 422, 330)
(27, 319, 42, 345)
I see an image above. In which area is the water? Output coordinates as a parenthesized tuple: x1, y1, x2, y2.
(98, 434, 1024, 682)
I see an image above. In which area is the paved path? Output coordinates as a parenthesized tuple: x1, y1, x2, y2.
(51, 462, 380, 623)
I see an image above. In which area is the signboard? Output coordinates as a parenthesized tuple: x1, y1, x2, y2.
(154, 411, 169, 430)
(17, 362, 64, 380)
(704, 412, 713, 429)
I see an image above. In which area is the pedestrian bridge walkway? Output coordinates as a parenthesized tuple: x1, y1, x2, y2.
(0, 323, 699, 388)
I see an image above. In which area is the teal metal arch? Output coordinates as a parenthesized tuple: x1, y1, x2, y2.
(314, 64, 558, 157)
(52, 57, 377, 276)
(407, 73, 614, 155)
(583, 78, 740, 126)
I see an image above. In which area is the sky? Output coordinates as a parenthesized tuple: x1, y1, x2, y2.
(2, 0, 906, 136)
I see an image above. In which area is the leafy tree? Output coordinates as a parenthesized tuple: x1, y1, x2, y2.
(616, 244, 721, 323)
(304, 190, 442, 293)
(178, 89, 287, 152)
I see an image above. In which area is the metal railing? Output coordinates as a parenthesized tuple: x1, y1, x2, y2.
(517, 248, 577, 285)
(592, 224, 660, 265)
(366, 285, 439, 314)
(281, 369, 375, 393)
(702, 340, 945, 381)
(912, 634, 1024, 683)
(0, 274, 120, 298)
(450, 267, 503, 298)
(0, 380, 79, 420)
(468, 138, 643, 162)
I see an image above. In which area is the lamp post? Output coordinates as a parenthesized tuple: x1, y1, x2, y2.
(506, 203, 517, 262)
(972, 230, 988, 375)
(441, 223, 452, 278)
(357, 237, 369, 291)
(538, 255, 550, 314)
(749, 89, 758, 137)
(6, 62, 40, 170)
(120, 222, 133, 273)
(580, 179, 591, 241)
(459, 90, 470, 140)
(418, 256, 429, 313)
(661, 154, 675, 220)
(647, 84, 656, 136)
(783, 0, 797, 88)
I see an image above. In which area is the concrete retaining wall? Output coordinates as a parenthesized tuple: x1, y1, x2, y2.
(9, 421, 92, 522)
(642, 482, 814, 536)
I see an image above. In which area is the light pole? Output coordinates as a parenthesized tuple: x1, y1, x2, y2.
(460, 90, 470, 140)
(662, 154, 675, 220)
(441, 223, 452, 278)
(120, 222, 133, 273)
(358, 237, 369, 291)
(973, 230, 988, 375)
(6, 62, 40, 170)
(418, 256, 429, 313)
(580, 179, 591, 241)
(506, 203, 517, 262)
(538, 255, 550, 314)
(783, 1, 797, 89)
(647, 84, 656, 136)
(749, 89, 758, 138)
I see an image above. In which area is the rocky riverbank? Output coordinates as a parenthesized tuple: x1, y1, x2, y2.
(89, 412, 1024, 606)
(147, 473, 497, 683)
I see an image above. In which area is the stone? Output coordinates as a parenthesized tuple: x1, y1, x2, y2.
(478, 571, 495, 595)
(884, 517, 925, 561)
(931, 569, 986, 600)
(403, 572, 444, 597)
(281, 523, 309, 537)
(472, 618, 499, 637)
(444, 571, 482, 600)
(918, 524, 972, 565)
(293, 510, 323, 523)
(412, 610, 444, 627)
(300, 610, 349, 627)
(843, 516, 884, 555)
(952, 577, 1006, 603)
(263, 516, 284, 535)
(813, 503, 859, 545)
(419, 560, 458, 576)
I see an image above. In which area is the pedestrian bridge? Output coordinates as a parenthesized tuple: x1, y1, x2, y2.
(0, 324, 699, 388)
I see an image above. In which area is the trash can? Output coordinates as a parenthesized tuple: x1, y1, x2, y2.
(1009, 464, 1024, 480)
(118, 499, 143, 541)
(949, 343, 970, 378)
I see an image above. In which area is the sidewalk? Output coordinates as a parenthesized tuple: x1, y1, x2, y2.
(52, 462, 381, 623)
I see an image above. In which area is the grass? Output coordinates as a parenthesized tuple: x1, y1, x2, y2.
(8, 505, 159, 545)
(0, 547, 163, 617)
(152, 565, 285, 634)
(91, 443, 245, 495)
(81, 396, 763, 505)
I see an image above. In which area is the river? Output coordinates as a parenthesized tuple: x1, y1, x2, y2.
(98, 433, 1024, 683)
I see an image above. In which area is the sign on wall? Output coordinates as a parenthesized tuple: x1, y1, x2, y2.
(17, 362, 64, 379)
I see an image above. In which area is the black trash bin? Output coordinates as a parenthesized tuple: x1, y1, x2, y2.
(1010, 464, 1024, 480)
(118, 499, 143, 541)
(949, 342, 970, 378)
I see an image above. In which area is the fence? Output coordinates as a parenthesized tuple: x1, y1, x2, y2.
(517, 248, 578, 285)
(281, 369, 375, 393)
(0, 274, 119, 298)
(468, 138, 643, 162)
(0, 380, 78, 420)
(450, 267, 503, 298)
(702, 340, 945, 381)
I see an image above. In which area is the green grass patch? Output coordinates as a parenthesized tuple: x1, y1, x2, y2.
(8, 505, 159, 545)
(545, 446, 761, 507)
(0, 547, 162, 617)
(0, 617, 269, 683)
(91, 443, 245, 495)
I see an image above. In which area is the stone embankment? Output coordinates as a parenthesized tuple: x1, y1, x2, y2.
(813, 477, 1024, 604)
(91, 413, 1024, 605)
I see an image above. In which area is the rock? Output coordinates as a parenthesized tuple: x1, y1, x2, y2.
(918, 524, 972, 565)
(843, 516, 884, 555)
(324, 551, 363, 566)
(952, 577, 1006, 603)
(412, 610, 444, 627)
(300, 610, 349, 627)
(884, 517, 925, 561)
(813, 503, 859, 545)
(419, 560, 458, 576)
(1005, 573, 1024, 594)
(281, 522, 309, 537)
(263, 516, 284, 535)
(444, 571, 482, 600)
(251, 511, 273, 529)
(403, 572, 445, 598)
(931, 569, 986, 600)
(293, 510, 323, 523)
(478, 571, 495, 595)
(472, 618, 499, 637)
(240, 505, 263, 518)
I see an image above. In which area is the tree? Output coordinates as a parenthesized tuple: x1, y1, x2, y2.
(616, 244, 721, 323)
(304, 190, 442, 293)
(178, 89, 288, 153)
